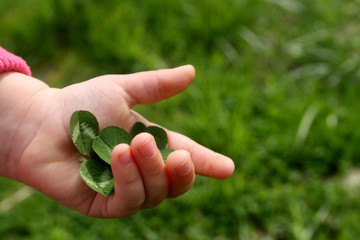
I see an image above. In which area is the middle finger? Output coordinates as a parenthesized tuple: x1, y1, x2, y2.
(131, 133, 168, 209)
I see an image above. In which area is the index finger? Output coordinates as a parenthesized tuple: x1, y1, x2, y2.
(129, 112, 235, 179)
(167, 131, 235, 179)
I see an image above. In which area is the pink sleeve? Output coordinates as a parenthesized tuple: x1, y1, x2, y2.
(0, 46, 31, 76)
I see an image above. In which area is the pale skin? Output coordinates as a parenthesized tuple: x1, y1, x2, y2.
(0, 65, 235, 218)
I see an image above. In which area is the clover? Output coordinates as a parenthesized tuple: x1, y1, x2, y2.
(70, 110, 173, 196)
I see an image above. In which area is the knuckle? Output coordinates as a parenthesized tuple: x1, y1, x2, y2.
(147, 166, 164, 179)
(153, 69, 167, 99)
(168, 177, 195, 199)
(122, 172, 140, 186)
(143, 193, 167, 209)
(124, 196, 144, 213)
(183, 179, 195, 192)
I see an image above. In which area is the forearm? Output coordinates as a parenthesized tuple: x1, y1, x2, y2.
(0, 72, 48, 180)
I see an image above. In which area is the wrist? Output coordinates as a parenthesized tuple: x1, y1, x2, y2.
(0, 72, 48, 180)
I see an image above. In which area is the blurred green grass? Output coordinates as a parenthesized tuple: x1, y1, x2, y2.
(1, 0, 360, 239)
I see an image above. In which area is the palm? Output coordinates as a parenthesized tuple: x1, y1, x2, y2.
(12, 66, 234, 218)
(18, 78, 138, 216)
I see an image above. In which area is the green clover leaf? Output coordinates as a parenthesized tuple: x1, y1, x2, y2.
(79, 156, 114, 197)
(161, 148, 174, 164)
(70, 111, 174, 197)
(131, 122, 168, 154)
(92, 126, 132, 165)
(70, 111, 99, 155)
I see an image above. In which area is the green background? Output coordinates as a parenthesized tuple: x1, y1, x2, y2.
(1, 0, 360, 239)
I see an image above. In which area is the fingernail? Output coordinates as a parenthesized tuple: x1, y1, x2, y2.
(118, 146, 132, 165)
(138, 136, 157, 159)
(176, 152, 191, 176)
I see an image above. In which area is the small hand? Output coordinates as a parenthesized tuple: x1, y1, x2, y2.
(1, 66, 234, 218)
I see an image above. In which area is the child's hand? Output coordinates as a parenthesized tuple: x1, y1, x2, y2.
(0, 65, 234, 218)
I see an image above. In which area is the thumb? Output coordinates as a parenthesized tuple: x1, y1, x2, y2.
(115, 65, 195, 108)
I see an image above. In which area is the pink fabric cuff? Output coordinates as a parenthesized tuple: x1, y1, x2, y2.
(0, 46, 31, 76)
